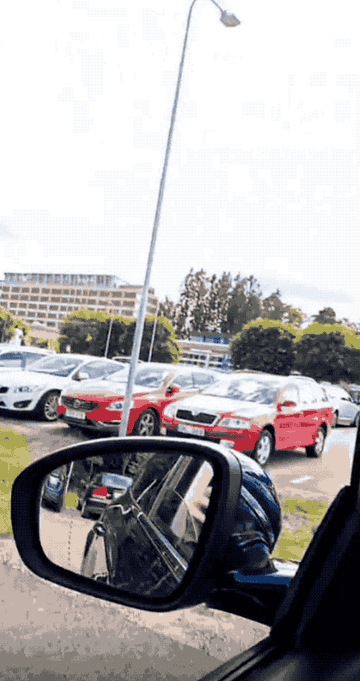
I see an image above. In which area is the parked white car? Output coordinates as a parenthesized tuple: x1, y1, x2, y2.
(0, 354, 128, 421)
(320, 383, 360, 428)
(0, 346, 54, 371)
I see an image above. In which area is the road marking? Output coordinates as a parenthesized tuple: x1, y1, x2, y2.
(290, 476, 312, 484)
(40, 422, 67, 428)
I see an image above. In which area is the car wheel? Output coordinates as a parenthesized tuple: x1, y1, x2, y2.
(353, 412, 360, 428)
(306, 426, 326, 458)
(36, 391, 60, 421)
(132, 409, 159, 436)
(251, 429, 274, 466)
(332, 411, 338, 428)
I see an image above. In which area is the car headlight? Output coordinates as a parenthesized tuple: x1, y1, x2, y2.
(107, 401, 124, 411)
(163, 403, 178, 418)
(107, 400, 134, 411)
(220, 417, 251, 429)
(14, 385, 43, 393)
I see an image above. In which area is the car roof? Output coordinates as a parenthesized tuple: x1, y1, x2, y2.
(0, 346, 52, 354)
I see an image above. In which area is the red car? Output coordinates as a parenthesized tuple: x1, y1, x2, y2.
(58, 363, 219, 436)
(161, 372, 334, 466)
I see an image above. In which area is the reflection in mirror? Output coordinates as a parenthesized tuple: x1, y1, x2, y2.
(39, 450, 214, 598)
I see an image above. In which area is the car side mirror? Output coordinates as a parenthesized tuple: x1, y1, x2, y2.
(282, 401, 297, 408)
(11, 438, 298, 626)
(166, 385, 180, 396)
(73, 371, 90, 381)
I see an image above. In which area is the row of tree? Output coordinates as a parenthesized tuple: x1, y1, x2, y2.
(158, 269, 359, 340)
(57, 309, 180, 363)
(231, 319, 360, 383)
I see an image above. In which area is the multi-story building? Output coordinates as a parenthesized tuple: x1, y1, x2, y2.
(0, 273, 158, 334)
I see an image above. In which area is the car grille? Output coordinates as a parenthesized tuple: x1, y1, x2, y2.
(0, 387, 9, 393)
(62, 395, 100, 411)
(175, 409, 218, 426)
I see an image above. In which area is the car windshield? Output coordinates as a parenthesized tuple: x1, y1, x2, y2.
(131, 367, 170, 388)
(203, 377, 280, 404)
(31, 356, 84, 377)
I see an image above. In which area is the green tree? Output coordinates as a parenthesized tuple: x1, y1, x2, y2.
(0, 309, 14, 343)
(261, 291, 293, 322)
(158, 297, 176, 327)
(58, 310, 180, 363)
(294, 331, 351, 382)
(223, 274, 262, 336)
(231, 323, 296, 375)
(312, 307, 337, 325)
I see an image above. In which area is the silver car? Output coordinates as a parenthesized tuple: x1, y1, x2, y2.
(320, 383, 360, 428)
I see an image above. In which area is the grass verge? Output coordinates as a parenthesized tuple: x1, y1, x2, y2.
(273, 496, 330, 562)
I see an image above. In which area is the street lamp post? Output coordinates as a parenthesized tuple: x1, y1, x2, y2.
(119, 1, 240, 437)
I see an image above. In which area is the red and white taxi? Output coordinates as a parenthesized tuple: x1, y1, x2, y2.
(161, 372, 334, 466)
(58, 363, 220, 436)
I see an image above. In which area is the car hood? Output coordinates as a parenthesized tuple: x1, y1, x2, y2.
(0, 369, 72, 389)
(62, 381, 155, 401)
(173, 394, 273, 419)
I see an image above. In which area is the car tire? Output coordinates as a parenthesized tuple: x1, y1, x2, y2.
(36, 390, 60, 421)
(332, 412, 338, 428)
(353, 412, 360, 428)
(251, 429, 274, 466)
(132, 408, 159, 436)
(306, 426, 326, 458)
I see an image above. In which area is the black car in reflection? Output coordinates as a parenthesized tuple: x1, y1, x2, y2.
(80, 454, 213, 597)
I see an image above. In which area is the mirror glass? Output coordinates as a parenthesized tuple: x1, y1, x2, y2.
(39, 450, 214, 598)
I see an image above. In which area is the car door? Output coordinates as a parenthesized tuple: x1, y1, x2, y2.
(336, 388, 357, 425)
(297, 383, 322, 444)
(273, 384, 303, 449)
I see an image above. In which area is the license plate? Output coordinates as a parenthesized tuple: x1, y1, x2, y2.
(66, 409, 85, 420)
(178, 424, 205, 436)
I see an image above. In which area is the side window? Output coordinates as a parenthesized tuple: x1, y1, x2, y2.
(172, 373, 194, 390)
(73, 361, 109, 380)
(23, 352, 47, 367)
(193, 372, 215, 389)
(0, 352, 22, 367)
(281, 385, 299, 404)
(298, 386, 312, 405)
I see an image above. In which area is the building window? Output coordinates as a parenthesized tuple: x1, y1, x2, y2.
(102, 291, 110, 297)
(75, 298, 81, 304)
(123, 300, 135, 308)
(76, 289, 82, 295)
(49, 305, 58, 311)
(22, 288, 30, 293)
(88, 299, 96, 305)
(124, 292, 137, 299)
(30, 296, 39, 301)
(20, 295, 28, 301)
(111, 292, 122, 298)
(40, 297, 49, 302)
(2, 294, 9, 300)
(32, 288, 40, 293)
(47, 322, 56, 327)
(48, 313, 56, 319)
(37, 312, 46, 318)
(89, 290, 98, 296)
(9, 303, 17, 309)
(60, 306, 67, 311)
(82, 290, 89, 296)
(29, 304, 37, 309)
(39, 304, 47, 310)
(3, 287, 10, 292)
(98, 300, 107, 306)
(51, 297, 60, 303)
(62, 289, 69, 294)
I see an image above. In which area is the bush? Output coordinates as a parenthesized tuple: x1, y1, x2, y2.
(0, 428, 32, 535)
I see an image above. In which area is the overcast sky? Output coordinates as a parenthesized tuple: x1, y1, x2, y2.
(0, 1, 359, 324)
